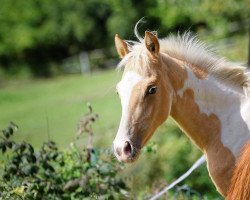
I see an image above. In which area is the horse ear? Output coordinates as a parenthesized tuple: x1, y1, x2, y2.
(145, 31, 160, 56)
(115, 34, 129, 58)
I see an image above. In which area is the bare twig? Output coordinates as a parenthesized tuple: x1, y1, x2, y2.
(76, 103, 99, 162)
(46, 114, 50, 141)
(76, 103, 98, 143)
(63, 175, 89, 191)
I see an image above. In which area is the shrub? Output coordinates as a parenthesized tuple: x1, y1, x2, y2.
(0, 105, 129, 200)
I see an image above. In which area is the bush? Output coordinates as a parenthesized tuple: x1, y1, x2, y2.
(0, 105, 129, 199)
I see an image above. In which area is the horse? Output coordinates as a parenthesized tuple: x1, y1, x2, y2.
(112, 25, 250, 199)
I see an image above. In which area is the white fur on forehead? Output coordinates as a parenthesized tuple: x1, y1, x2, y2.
(117, 42, 150, 71)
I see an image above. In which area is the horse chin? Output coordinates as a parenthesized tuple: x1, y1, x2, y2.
(127, 151, 140, 163)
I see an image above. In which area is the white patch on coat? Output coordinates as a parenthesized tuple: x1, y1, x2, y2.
(177, 66, 250, 157)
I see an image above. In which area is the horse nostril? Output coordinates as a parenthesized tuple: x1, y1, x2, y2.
(123, 141, 132, 156)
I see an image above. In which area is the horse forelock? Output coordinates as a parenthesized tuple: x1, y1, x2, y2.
(117, 43, 151, 76)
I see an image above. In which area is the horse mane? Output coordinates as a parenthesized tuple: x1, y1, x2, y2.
(160, 32, 250, 94)
(226, 141, 250, 200)
(117, 24, 250, 95)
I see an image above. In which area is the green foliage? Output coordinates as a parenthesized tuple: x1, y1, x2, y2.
(0, 0, 249, 76)
(0, 119, 129, 199)
(0, 0, 112, 76)
(148, 0, 249, 36)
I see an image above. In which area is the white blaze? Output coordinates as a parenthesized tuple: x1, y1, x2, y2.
(113, 71, 143, 149)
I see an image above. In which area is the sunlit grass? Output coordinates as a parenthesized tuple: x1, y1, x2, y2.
(0, 70, 122, 148)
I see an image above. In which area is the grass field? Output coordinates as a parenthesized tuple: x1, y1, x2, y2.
(0, 70, 123, 148)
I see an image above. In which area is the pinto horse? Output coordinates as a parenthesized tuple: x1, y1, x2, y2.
(112, 27, 250, 198)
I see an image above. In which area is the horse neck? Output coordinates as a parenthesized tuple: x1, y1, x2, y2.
(161, 54, 236, 195)
(162, 53, 249, 155)
(161, 53, 250, 196)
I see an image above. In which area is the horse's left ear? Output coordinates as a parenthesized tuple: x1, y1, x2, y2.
(145, 31, 160, 57)
(115, 34, 129, 58)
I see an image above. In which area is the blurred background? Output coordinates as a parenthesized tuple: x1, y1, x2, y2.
(0, 0, 249, 199)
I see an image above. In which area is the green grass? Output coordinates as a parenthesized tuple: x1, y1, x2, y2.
(0, 70, 122, 148)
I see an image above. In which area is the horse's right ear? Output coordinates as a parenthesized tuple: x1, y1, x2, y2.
(145, 31, 160, 57)
(115, 34, 129, 58)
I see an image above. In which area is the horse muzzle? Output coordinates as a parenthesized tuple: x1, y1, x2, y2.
(113, 140, 139, 163)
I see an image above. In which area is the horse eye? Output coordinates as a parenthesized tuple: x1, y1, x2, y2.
(147, 86, 157, 95)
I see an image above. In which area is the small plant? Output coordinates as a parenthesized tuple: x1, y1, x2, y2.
(0, 104, 129, 200)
